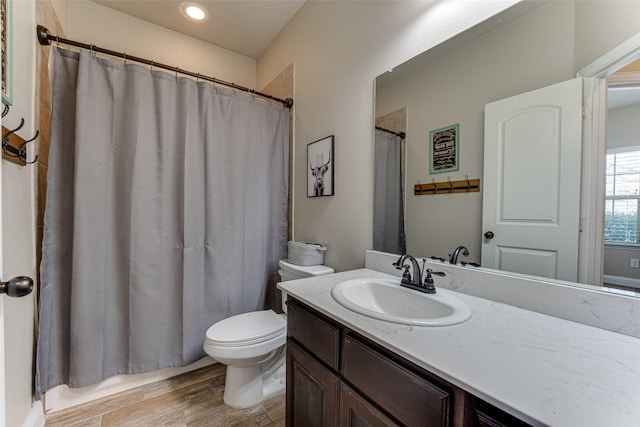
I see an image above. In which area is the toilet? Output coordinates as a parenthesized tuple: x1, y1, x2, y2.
(204, 259, 334, 408)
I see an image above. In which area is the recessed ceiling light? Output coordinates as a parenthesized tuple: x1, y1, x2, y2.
(180, 2, 209, 21)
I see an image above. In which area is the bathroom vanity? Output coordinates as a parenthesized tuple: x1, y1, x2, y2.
(278, 261, 640, 427)
(286, 297, 526, 426)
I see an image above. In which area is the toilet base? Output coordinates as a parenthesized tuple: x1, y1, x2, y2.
(222, 348, 286, 408)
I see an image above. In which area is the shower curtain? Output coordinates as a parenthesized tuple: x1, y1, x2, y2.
(36, 47, 289, 397)
(373, 130, 406, 255)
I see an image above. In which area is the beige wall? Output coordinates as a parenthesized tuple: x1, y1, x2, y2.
(607, 104, 640, 150)
(256, 0, 521, 272)
(574, 0, 640, 71)
(64, 0, 256, 88)
(3, 0, 39, 426)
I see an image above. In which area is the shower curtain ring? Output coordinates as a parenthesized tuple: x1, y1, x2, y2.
(123, 52, 127, 65)
(150, 60, 154, 71)
(175, 66, 180, 77)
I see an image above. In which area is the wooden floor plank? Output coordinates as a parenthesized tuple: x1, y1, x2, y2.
(44, 364, 285, 427)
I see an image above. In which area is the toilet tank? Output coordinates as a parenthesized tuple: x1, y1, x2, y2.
(278, 260, 334, 312)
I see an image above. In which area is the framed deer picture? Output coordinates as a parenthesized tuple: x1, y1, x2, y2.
(307, 135, 334, 197)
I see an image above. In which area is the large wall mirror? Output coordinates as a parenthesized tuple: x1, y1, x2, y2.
(373, 0, 640, 297)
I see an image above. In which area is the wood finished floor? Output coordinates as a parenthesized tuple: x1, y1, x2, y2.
(44, 364, 285, 427)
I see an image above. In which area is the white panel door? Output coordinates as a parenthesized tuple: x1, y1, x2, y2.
(482, 78, 583, 282)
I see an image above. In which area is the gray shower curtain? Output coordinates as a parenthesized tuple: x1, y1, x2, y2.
(36, 47, 289, 396)
(373, 130, 406, 255)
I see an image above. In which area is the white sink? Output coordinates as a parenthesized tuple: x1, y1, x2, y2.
(331, 278, 471, 326)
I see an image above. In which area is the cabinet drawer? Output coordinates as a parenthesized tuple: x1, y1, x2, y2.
(342, 334, 451, 427)
(287, 298, 340, 370)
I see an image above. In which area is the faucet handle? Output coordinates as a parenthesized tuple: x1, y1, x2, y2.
(392, 258, 412, 282)
(427, 269, 446, 277)
(422, 269, 445, 294)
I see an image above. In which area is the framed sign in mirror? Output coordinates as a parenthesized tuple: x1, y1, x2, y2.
(307, 135, 334, 197)
(1, 0, 12, 105)
(429, 124, 459, 174)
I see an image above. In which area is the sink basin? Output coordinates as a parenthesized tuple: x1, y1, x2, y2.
(331, 278, 471, 326)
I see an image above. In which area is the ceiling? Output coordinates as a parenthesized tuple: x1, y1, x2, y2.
(89, 0, 306, 59)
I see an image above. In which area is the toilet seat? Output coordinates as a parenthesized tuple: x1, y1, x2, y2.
(206, 310, 286, 347)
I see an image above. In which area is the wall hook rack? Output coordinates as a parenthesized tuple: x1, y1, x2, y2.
(2, 112, 40, 166)
(414, 176, 480, 195)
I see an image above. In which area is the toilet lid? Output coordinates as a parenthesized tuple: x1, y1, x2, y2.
(206, 310, 286, 347)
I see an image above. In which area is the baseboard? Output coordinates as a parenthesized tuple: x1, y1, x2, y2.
(23, 401, 45, 427)
(44, 358, 216, 413)
(603, 274, 640, 289)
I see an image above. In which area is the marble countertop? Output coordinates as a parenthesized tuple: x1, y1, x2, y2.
(278, 268, 640, 427)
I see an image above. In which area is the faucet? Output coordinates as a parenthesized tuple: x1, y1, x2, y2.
(449, 246, 469, 265)
(393, 254, 445, 294)
(393, 254, 422, 287)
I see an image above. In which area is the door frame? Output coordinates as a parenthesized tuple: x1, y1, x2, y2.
(0, 111, 5, 427)
(577, 32, 640, 285)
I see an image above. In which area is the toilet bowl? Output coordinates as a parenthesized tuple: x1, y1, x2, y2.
(204, 260, 334, 408)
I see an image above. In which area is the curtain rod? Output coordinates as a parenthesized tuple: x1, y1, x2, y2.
(36, 25, 294, 109)
(375, 126, 406, 139)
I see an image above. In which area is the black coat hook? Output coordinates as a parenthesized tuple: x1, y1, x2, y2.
(3, 118, 25, 142)
(18, 130, 40, 164)
(2, 119, 39, 165)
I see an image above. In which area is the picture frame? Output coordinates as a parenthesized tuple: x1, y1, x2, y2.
(307, 135, 334, 197)
(429, 124, 459, 174)
(1, 0, 12, 105)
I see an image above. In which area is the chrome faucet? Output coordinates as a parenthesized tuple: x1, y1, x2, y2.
(449, 246, 469, 265)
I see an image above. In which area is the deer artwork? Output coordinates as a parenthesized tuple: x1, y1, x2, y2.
(309, 151, 331, 196)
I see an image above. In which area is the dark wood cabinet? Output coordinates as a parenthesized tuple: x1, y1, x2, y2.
(286, 297, 530, 427)
(471, 399, 532, 427)
(287, 340, 340, 427)
(342, 333, 450, 427)
(339, 383, 399, 427)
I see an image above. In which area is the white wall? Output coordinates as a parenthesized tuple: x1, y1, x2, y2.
(2, 0, 39, 426)
(65, 0, 256, 88)
(256, 0, 521, 272)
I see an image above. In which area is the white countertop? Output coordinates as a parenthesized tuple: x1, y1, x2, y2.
(278, 268, 640, 427)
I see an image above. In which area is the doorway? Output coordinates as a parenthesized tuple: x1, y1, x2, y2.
(578, 33, 640, 288)
(602, 65, 640, 296)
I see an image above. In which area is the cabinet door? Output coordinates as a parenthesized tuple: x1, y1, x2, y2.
(339, 383, 399, 427)
(287, 340, 340, 427)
